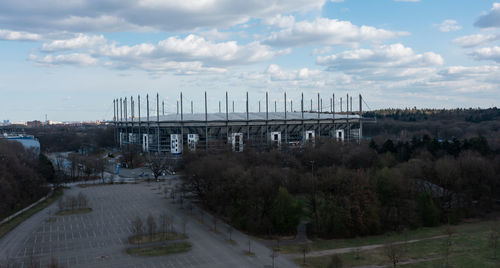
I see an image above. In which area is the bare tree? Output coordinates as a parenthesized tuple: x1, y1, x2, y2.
(212, 215, 217, 232)
(147, 154, 167, 182)
(132, 216, 144, 247)
(76, 192, 88, 209)
(384, 242, 403, 268)
(247, 237, 253, 255)
(270, 248, 279, 268)
(301, 243, 311, 265)
(442, 225, 456, 267)
(54, 153, 65, 173)
(146, 214, 157, 242)
(93, 156, 107, 184)
(226, 225, 233, 242)
(159, 214, 170, 240)
(68, 153, 80, 180)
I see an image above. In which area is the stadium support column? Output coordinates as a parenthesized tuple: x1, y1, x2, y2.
(180, 92, 184, 152)
(138, 95, 141, 148)
(246, 91, 249, 143)
(301, 93, 304, 142)
(266, 92, 269, 147)
(333, 93, 336, 136)
(131, 96, 134, 121)
(131, 96, 134, 144)
(113, 99, 117, 145)
(156, 93, 160, 153)
(146, 94, 150, 149)
(125, 97, 128, 145)
(317, 93, 320, 139)
(226, 91, 229, 141)
(120, 98, 123, 122)
(346, 93, 349, 143)
(205, 91, 208, 152)
(162, 101, 165, 116)
(284, 92, 287, 145)
(359, 94, 363, 144)
(124, 97, 127, 122)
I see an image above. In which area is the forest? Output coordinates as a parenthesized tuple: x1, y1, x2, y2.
(0, 140, 54, 219)
(28, 125, 115, 153)
(182, 134, 500, 239)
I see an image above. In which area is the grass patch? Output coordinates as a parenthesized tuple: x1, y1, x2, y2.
(0, 189, 63, 239)
(294, 220, 500, 268)
(56, 208, 92, 216)
(129, 232, 188, 244)
(77, 183, 110, 188)
(281, 220, 494, 254)
(126, 242, 192, 256)
(244, 251, 256, 256)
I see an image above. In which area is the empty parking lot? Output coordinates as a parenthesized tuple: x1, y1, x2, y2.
(0, 179, 298, 268)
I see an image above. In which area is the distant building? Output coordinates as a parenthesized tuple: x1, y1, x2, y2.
(1, 133, 41, 155)
(2, 120, 9, 125)
(26, 120, 42, 127)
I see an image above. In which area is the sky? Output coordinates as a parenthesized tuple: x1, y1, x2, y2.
(1, 0, 500, 122)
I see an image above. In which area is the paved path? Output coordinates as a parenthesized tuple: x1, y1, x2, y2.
(0, 180, 298, 268)
(284, 235, 447, 259)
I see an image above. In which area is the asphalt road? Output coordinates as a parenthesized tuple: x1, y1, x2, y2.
(0, 178, 299, 268)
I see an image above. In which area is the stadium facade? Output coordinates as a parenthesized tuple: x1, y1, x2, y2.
(113, 92, 369, 154)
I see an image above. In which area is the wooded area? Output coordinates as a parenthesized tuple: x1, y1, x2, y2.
(182, 134, 500, 238)
(0, 140, 52, 219)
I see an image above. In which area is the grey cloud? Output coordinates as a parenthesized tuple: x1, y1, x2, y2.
(474, 3, 500, 28)
(0, 0, 325, 33)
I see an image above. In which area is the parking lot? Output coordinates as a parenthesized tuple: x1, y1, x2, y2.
(0, 179, 298, 268)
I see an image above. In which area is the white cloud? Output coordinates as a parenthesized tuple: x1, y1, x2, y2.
(453, 34, 499, 48)
(98, 34, 289, 66)
(470, 46, 500, 62)
(475, 3, 500, 28)
(316, 43, 444, 70)
(263, 14, 295, 28)
(41, 33, 106, 52)
(437, 20, 461, 32)
(438, 65, 500, 79)
(113, 60, 227, 75)
(0, 0, 326, 33)
(265, 64, 322, 81)
(0, 29, 41, 41)
(196, 29, 232, 40)
(28, 53, 98, 66)
(264, 18, 408, 47)
(29, 34, 289, 74)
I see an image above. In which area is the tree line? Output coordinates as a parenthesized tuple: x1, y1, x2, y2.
(182, 135, 500, 239)
(0, 140, 54, 219)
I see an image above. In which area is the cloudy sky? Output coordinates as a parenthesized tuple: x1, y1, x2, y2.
(1, 0, 500, 122)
